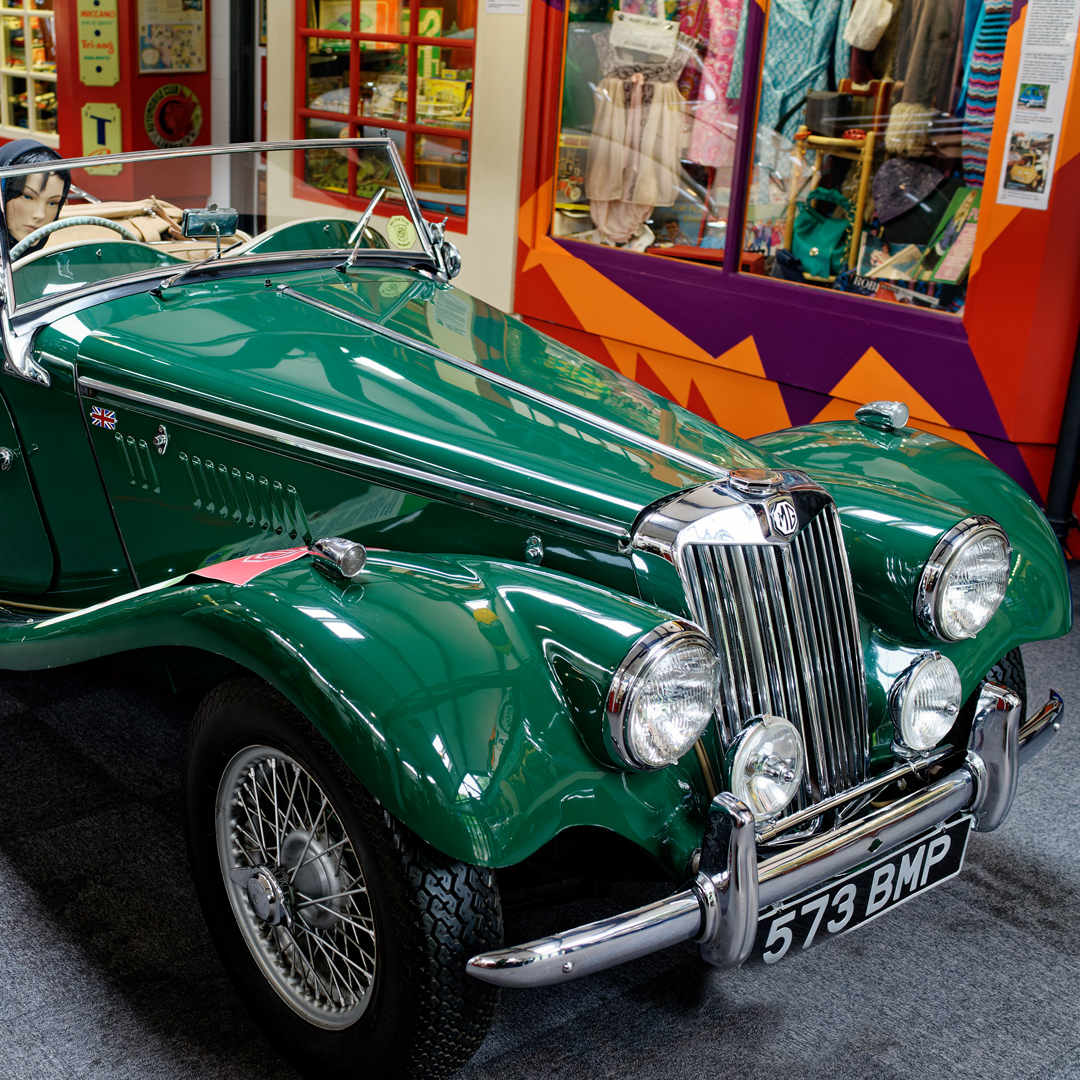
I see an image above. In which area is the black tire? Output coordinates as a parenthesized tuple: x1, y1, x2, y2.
(953, 647, 1027, 742)
(982, 647, 1027, 715)
(185, 675, 502, 1079)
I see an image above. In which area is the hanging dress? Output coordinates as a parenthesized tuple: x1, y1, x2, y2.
(687, 0, 743, 167)
(586, 30, 694, 243)
(727, 0, 850, 140)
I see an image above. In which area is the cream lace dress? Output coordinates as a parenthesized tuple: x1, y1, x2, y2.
(585, 31, 693, 244)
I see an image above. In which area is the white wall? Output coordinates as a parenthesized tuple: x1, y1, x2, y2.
(265, 1, 529, 312)
(209, 0, 232, 207)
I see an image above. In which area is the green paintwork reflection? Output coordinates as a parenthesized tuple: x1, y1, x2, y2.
(70, 268, 775, 543)
(0, 257, 1072, 879)
(0, 554, 706, 873)
(241, 219, 354, 256)
(754, 421, 1072, 703)
(1, 346, 133, 603)
(13, 241, 182, 306)
(0, 393, 53, 592)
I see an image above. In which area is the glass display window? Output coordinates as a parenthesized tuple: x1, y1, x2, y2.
(0, 1, 58, 140)
(744, 0, 1008, 314)
(553, 0, 748, 265)
(549, 0, 1011, 307)
(297, 0, 475, 224)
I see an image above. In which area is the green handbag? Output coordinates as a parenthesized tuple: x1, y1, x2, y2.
(791, 188, 853, 278)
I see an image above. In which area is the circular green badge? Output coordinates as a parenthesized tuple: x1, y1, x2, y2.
(386, 215, 418, 250)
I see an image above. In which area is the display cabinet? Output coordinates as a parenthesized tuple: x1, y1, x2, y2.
(296, 0, 476, 224)
(0, 0, 57, 141)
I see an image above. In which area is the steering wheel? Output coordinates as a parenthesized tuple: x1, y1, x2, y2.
(10, 216, 136, 261)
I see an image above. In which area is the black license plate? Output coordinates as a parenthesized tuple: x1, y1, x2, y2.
(752, 817, 972, 965)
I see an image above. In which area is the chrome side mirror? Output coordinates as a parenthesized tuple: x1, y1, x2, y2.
(181, 204, 239, 254)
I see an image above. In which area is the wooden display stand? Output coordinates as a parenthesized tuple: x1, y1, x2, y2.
(783, 78, 892, 280)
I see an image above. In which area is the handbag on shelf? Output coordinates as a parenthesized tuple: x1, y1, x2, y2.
(791, 188, 853, 278)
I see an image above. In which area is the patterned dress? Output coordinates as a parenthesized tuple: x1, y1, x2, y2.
(728, 0, 851, 140)
(687, 0, 744, 167)
(585, 31, 695, 242)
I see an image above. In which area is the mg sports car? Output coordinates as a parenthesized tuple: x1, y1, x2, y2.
(0, 139, 1069, 1078)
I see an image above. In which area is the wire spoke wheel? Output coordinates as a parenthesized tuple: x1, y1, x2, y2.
(216, 745, 377, 1028)
(188, 677, 503, 1077)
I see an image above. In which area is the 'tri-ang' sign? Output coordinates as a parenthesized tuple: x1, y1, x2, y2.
(78, 2, 120, 87)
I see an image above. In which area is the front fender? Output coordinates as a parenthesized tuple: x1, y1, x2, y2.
(754, 422, 1073, 693)
(0, 553, 710, 875)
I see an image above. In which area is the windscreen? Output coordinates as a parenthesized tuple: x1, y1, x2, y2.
(0, 141, 433, 308)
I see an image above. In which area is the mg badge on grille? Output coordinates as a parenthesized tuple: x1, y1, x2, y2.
(770, 499, 799, 536)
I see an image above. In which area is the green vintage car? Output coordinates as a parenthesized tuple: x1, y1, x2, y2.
(0, 140, 1070, 1078)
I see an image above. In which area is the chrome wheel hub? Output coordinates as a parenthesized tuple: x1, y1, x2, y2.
(282, 830, 343, 929)
(228, 864, 293, 927)
(216, 746, 377, 1028)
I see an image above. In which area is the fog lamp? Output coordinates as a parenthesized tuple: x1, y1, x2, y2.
(606, 622, 720, 770)
(726, 715, 805, 821)
(890, 652, 962, 752)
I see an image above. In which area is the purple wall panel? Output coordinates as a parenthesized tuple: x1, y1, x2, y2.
(779, 383, 834, 427)
(558, 237, 1009, 441)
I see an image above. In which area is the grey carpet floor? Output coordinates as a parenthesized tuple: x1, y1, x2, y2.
(0, 563, 1077, 1080)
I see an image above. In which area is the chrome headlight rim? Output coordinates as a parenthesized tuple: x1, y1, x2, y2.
(915, 515, 1011, 642)
(605, 620, 718, 771)
(724, 714, 806, 822)
(889, 651, 962, 754)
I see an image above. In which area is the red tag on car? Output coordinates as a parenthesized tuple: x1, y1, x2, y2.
(189, 547, 310, 585)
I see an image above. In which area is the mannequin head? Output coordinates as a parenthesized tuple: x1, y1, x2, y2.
(0, 143, 70, 253)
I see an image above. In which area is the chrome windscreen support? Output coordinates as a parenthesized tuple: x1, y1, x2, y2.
(0, 295, 49, 387)
(0, 201, 50, 387)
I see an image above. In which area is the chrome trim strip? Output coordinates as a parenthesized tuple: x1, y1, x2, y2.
(754, 744, 953, 843)
(76, 377, 630, 543)
(275, 285, 722, 481)
(466, 889, 705, 987)
(11, 252, 428, 333)
(0, 137, 400, 179)
(755, 769, 973, 904)
(781, 529, 833, 799)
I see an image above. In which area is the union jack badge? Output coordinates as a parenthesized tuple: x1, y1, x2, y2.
(90, 406, 117, 430)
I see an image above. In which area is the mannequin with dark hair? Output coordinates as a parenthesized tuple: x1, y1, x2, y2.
(0, 139, 71, 257)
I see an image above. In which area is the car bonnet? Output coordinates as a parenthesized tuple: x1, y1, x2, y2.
(70, 266, 778, 539)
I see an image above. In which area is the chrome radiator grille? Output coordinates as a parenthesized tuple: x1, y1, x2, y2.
(681, 505, 870, 811)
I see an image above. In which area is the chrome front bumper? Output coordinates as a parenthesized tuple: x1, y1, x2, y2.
(467, 684, 1064, 988)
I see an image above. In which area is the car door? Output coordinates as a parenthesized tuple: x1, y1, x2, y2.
(0, 391, 54, 593)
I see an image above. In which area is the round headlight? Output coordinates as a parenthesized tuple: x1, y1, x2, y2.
(916, 517, 1010, 641)
(890, 653, 962, 752)
(606, 622, 720, 770)
(726, 715, 805, 821)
